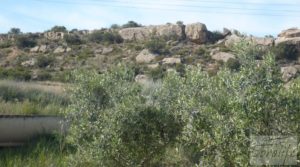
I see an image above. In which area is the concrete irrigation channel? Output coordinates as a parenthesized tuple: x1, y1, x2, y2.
(0, 115, 68, 146)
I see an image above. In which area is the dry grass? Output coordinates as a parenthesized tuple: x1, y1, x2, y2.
(0, 80, 69, 115)
(0, 80, 67, 95)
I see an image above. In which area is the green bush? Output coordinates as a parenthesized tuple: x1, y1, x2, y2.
(110, 24, 120, 29)
(88, 31, 123, 44)
(36, 71, 52, 81)
(66, 42, 300, 166)
(208, 31, 224, 43)
(120, 106, 183, 166)
(50, 26, 67, 32)
(145, 37, 169, 54)
(37, 55, 55, 68)
(273, 43, 299, 60)
(225, 58, 240, 71)
(0, 67, 31, 81)
(64, 34, 82, 45)
(15, 35, 37, 49)
(0, 41, 12, 48)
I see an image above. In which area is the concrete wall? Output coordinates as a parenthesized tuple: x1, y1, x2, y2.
(0, 116, 68, 146)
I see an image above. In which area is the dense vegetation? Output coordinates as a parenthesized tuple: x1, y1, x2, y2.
(0, 23, 299, 166)
(65, 42, 300, 166)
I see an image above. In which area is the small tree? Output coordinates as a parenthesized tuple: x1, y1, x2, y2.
(8, 28, 21, 35)
(122, 21, 141, 28)
(110, 24, 120, 29)
(145, 37, 169, 54)
(50, 26, 67, 32)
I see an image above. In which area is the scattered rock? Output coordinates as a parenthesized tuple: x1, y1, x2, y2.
(212, 52, 235, 62)
(66, 47, 72, 52)
(225, 34, 242, 47)
(210, 47, 220, 56)
(94, 48, 102, 54)
(281, 66, 298, 82)
(44, 31, 65, 40)
(251, 37, 274, 46)
(162, 57, 181, 65)
(39, 45, 48, 53)
(54, 46, 65, 53)
(185, 22, 208, 44)
(222, 28, 231, 37)
(30, 46, 39, 53)
(21, 59, 36, 67)
(135, 74, 151, 84)
(102, 47, 113, 54)
(136, 49, 157, 63)
(147, 63, 159, 69)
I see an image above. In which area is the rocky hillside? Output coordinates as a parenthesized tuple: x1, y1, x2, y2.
(0, 22, 299, 83)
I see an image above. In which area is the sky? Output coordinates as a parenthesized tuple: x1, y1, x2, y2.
(1, 0, 300, 37)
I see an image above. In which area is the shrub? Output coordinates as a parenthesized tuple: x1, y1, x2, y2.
(66, 42, 300, 166)
(148, 66, 166, 80)
(225, 58, 240, 71)
(0, 67, 31, 81)
(208, 30, 224, 43)
(15, 35, 37, 49)
(145, 37, 169, 54)
(64, 34, 82, 45)
(50, 26, 67, 32)
(36, 71, 52, 81)
(66, 65, 184, 166)
(120, 106, 183, 166)
(88, 31, 123, 44)
(110, 24, 120, 29)
(0, 41, 12, 49)
(36, 55, 55, 68)
(273, 43, 299, 60)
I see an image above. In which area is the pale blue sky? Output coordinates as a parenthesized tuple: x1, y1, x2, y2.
(1, 0, 300, 36)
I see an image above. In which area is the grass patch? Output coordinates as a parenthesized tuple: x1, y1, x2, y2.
(0, 135, 70, 167)
(0, 80, 69, 115)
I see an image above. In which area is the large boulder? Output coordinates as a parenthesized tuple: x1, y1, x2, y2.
(275, 28, 300, 46)
(119, 23, 184, 41)
(119, 27, 153, 41)
(278, 28, 300, 38)
(54, 46, 65, 53)
(162, 57, 181, 65)
(212, 52, 235, 62)
(39, 45, 48, 53)
(185, 23, 208, 44)
(224, 34, 242, 47)
(30, 46, 40, 53)
(154, 24, 184, 39)
(251, 37, 274, 46)
(136, 49, 157, 63)
(102, 47, 113, 54)
(21, 59, 36, 67)
(281, 66, 298, 82)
